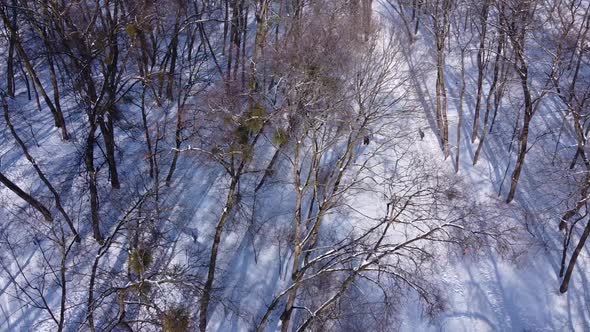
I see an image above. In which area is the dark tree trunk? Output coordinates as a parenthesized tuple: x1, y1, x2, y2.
(472, 1, 490, 143)
(85, 120, 103, 244)
(560, 217, 590, 293)
(0, 172, 53, 222)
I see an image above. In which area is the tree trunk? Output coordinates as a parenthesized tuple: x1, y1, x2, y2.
(166, 13, 180, 100)
(249, 0, 271, 92)
(0, 8, 68, 139)
(165, 104, 184, 185)
(436, 46, 449, 158)
(3, 97, 79, 240)
(279, 141, 305, 332)
(46, 49, 68, 140)
(474, 26, 504, 165)
(0, 172, 53, 222)
(198, 176, 239, 332)
(472, 1, 489, 143)
(560, 217, 590, 293)
(241, 4, 249, 87)
(5, 1, 16, 97)
(141, 87, 155, 179)
(85, 121, 104, 243)
(506, 61, 533, 203)
(455, 49, 465, 172)
(223, 0, 229, 56)
(99, 112, 120, 189)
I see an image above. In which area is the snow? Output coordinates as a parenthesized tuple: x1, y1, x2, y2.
(0, 3, 589, 332)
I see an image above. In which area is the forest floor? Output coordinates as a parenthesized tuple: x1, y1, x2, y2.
(1, 7, 589, 332)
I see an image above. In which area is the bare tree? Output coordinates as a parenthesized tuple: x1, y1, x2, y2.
(0, 4, 69, 140)
(2, 95, 79, 240)
(471, 0, 492, 143)
(425, 0, 453, 158)
(545, 0, 590, 293)
(501, 0, 547, 203)
(473, 2, 510, 166)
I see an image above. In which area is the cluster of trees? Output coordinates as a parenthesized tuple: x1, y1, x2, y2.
(0, 0, 477, 330)
(0, 0, 587, 331)
(392, 0, 590, 293)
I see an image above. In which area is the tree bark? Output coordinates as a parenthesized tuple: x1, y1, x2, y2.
(2, 97, 79, 240)
(472, 0, 490, 143)
(473, 25, 505, 165)
(560, 217, 590, 293)
(85, 120, 104, 244)
(198, 176, 239, 332)
(0, 172, 53, 222)
(506, 62, 532, 203)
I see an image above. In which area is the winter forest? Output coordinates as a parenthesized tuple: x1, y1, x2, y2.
(0, 0, 589, 330)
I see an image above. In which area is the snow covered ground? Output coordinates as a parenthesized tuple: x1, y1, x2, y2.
(1, 2, 589, 332)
